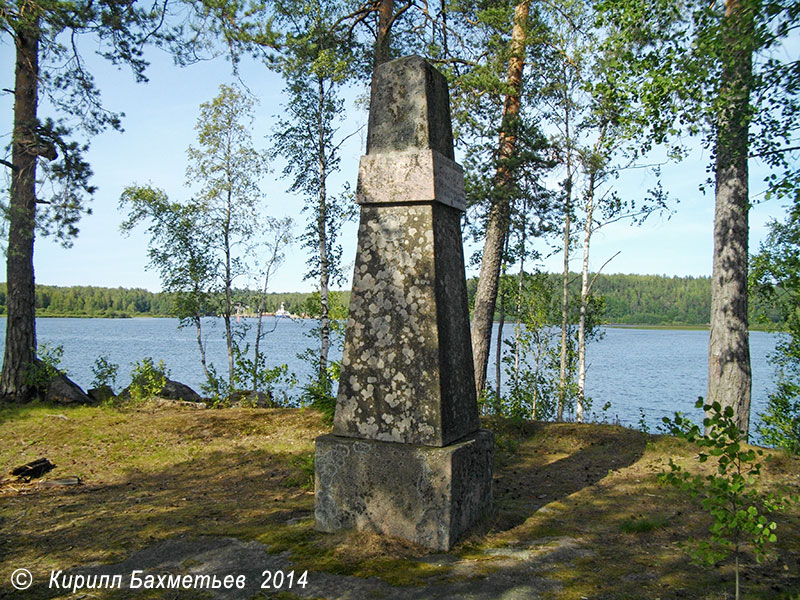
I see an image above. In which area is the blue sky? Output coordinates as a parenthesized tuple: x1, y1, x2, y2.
(0, 39, 789, 294)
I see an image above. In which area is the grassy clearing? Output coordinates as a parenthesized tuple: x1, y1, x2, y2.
(1, 403, 798, 599)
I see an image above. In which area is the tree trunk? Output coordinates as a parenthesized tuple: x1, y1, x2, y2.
(515, 203, 527, 397)
(707, 0, 753, 435)
(470, 0, 530, 399)
(253, 275, 268, 393)
(1, 19, 40, 402)
(317, 76, 331, 385)
(557, 70, 574, 422)
(224, 191, 234, 390)
(577, 180, 595, 423)
(374, 0, 394, 72)
(495, 287, 505, 409)
(195, 315, 212, 384)
(557, 188, 572, 421)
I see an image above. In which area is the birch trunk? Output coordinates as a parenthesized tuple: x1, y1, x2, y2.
(557, 66, 574, 422)
(223, 191, 234, 390)
(557, 186, 572, 421)
(577, 182, 595, 423)
(317, 76, 331, 383)
(195, 314, 211, 385)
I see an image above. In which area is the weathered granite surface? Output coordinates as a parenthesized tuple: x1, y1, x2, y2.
(333, 55, 478, 448)
(366, 55, 454, 160)
(315, 430, 494, 552)
(333, 202, 478, 447)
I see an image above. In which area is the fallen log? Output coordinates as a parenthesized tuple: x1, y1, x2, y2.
(10, 458, 55, 481)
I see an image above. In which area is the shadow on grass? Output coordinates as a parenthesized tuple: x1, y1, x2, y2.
(484, 419, 649, 533)
(5, 412, 800, 600)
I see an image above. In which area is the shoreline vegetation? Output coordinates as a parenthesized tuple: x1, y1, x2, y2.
(0, 273, 784, 328)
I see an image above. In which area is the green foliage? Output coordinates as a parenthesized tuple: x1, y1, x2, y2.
(297, 290, 348, 422)
(24, 343, 66, 393)
(596, 0, 799, 196)
(492, 270, 603, 421)
(465, 273, 782, 327)
(128, 358, 169, 403)
(758, 376, 800, 455)
(661, 399, 792, 596)
(90, 355, 119, 392)
(200, 363, 227, 403)
(751, 198, 800, 454)
(232, 342, 296, 406)
(298, 352, 339, 424)
(119, 185, 216, 326)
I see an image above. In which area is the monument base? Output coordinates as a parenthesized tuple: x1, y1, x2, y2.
(314, 430, 493, 551)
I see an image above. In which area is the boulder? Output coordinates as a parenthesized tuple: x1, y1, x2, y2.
(87, 385, 115, 404)
(119, 378, 203, 403)
(229, 390, 275, 408)
(46, 374, 95, 405)
(160, 379, 203, 403)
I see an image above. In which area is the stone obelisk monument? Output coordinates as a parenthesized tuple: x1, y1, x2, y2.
(314, 55, 493, 551)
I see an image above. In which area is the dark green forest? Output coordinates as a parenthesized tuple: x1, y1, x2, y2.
(0, 284, 325, 319)
(0, 274, 781, 326)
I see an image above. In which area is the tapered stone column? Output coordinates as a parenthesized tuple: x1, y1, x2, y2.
(314, 55, 493, 551)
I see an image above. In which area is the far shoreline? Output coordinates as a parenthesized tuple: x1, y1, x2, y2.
(0, 314, 782, 333)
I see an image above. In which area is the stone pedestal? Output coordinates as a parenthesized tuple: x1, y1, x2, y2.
(314, 55, 493, 550)
(315, 430, 493, 551)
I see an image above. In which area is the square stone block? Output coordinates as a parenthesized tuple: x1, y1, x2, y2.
(356, 149, 466, 210)
(314, 430, 494, 551)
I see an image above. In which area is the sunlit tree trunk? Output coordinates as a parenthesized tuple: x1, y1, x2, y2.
(374, 0, 394, 70)
(194, 308, 211, 385)
(707, 0, 753, 435)
(471, 0, 530, 398)
(223, 189, 234, 389)
(577, 177, 595, 423)
(253, 273, 269, 392)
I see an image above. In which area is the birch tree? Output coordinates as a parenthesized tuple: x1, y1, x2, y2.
(119, 185, 217, 384)
(270, 0, 359, 404)
(187, 83, 266, 391)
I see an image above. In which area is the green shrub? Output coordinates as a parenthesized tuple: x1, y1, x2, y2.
(24, 343, 66, 394)
(91, 354, 119, 392)
(128, 357, 168, 402)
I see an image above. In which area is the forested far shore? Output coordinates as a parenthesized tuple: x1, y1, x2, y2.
(0, 283, 331, 319)
(0, 274, 784, 327)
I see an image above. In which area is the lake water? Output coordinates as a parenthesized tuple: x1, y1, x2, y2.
(4, 317, 780, 439)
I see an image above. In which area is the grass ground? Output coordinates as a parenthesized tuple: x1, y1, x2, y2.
(1, 403, 798, 599)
